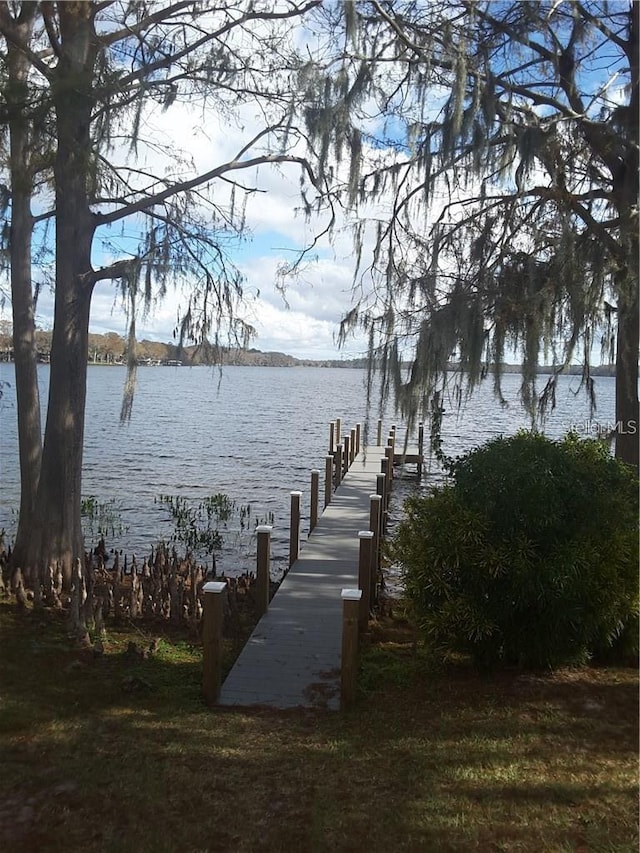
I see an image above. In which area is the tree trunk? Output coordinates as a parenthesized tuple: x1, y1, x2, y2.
(6, 4, 42, 573)
(613, 1, 639, 476)
(615, 273, 639, 475)
(28, 3, 98, 586)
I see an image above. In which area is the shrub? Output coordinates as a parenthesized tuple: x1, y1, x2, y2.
(393, 431, 639, 669)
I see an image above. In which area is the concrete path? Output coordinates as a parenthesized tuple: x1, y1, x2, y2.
(219, 446, 387, 710)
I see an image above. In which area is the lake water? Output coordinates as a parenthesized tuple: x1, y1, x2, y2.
(0, 363, 615, 583)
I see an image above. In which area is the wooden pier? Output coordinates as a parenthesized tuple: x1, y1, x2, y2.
(218, 420, 423, 710)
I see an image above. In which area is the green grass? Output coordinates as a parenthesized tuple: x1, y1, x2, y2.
(0, 601, 637, 852)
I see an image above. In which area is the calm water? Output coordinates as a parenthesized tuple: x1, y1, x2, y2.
(0, 363, 615, 581)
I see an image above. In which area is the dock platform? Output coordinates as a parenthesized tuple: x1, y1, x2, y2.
(219, 445, 391, 710)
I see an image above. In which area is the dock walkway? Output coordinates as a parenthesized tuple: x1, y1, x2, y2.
(219, 445, 389, 710)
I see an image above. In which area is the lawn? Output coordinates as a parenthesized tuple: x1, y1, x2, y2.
(0, 600, 637, 852)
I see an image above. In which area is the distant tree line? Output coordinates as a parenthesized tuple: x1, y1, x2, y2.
(0, 326, 369, 368)
(0, 325, 614, 374)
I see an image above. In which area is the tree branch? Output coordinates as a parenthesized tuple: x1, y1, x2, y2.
(95, 125, 320, 227)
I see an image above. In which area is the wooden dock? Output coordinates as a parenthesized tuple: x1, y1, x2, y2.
(219, 423, 423, 710)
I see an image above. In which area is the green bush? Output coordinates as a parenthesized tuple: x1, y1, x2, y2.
(393, 431, 638, 669)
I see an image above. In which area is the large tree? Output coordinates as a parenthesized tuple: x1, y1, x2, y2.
(308, 0, 638, 470)
(1, 1, 47, 567)
(0, 0, 322, 584)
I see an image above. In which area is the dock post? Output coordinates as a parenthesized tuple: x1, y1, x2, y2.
(255, 525, 272, 618)
(368, 495, 382, 607)
(310, 469, 319, 532)
(329, 421, 336, 454)
(418, 422, 424, 480)
(343, 434, 351, 476)
(355, 423, 361, 455)
(384, 444, 394, 484)
(350, 427, 356, 464)
(357, 531, 374, 632)
(324, 455, 333, 508)
(341, 589, 362, 710)
(289, 491, 302, 568)
(379, 462, 390, 531)
(335, 444, 343, 485)
(336, 417, 342, 447)
(376, 418, 382, 446)
(202, 581, 226, 706)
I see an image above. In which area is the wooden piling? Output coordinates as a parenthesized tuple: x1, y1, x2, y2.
(355, 423, 361, 455)
(310, 469, 319, 532)
(340, 589, 362, 710)
(324, 454, 333, 508)
(350, 427, 356, 464)
(357, 531, 374, 632)
(329, 421, 336, 454)
(376, 418, 382, 446)
(289, 491, 302, 568)
(202, 581, 226, 706)
(368, 494, 382, 607)
(384, 444, 394, 484)
(335, 444, 343, 485)
(343, 434, 351, 476)
(377, 470, 388, 533)
(336, 417, 341, 447)
(255, 525, 272, 618)
(418, 422, 424, 480)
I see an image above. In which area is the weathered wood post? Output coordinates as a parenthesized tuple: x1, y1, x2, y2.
(202, 580, 226, 706)
(255, 525, 272, 618)
(369, 494, 382, 607)
(418, 421, 424, 480)
(357, 530, 374, 632)
(355, 422, 361, 455)
(388, 429, 396, 454)
(324, 454, 333, 508)
(336, 417, 342, 447)
(343, 433, 351, 476)
(289, 491, 302, 569)
(379, 463, 389, 532)
(376, 418, 383, 446)
(310, 469, 319, 532)
(335, 444, 343, 485)
(384, 444, 394, 485)
(350, 427, 356, 464)
(329, 421, 336, 454)
(341, 588, 362, 710)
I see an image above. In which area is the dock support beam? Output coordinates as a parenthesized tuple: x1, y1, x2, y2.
(255, 526, 272, 618)
(335, 444, 343, 486)
(341, 589, 362, 710)
(343, 434, 351, 477)
(376, 418, 382, 446)
(324, 455, 333, 508)
(368, 495, 382, 607)
(289, 491, 302, 568)
(384, 443, 394, 485)
(310, 469, 319, 532)
(357, 531, 374, 632)
(202, 581, 226, 706)
(377, 472, 387, 534)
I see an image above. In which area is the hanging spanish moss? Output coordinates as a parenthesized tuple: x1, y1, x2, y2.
(310, 0, 638, 469)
